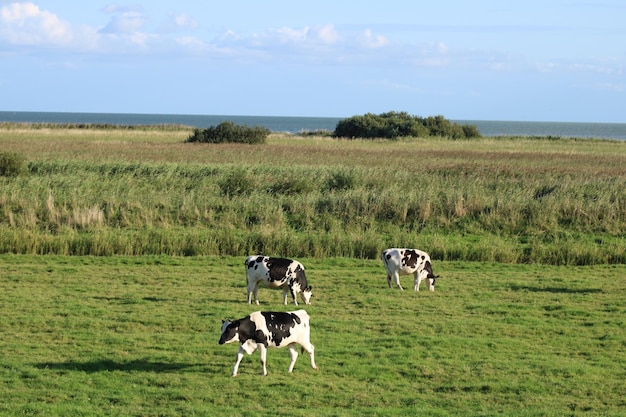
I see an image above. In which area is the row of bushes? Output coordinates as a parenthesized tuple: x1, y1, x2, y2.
(184, 112, 481, 143)
(0, 122, 187, 131)
(334, 112, 481, 139)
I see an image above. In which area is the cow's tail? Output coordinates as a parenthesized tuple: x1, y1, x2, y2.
(244, 257, 250, 285)
(380, 249, 387, 264)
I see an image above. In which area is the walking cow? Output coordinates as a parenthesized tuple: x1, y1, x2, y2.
(381, 248, 439, 291)
(218, 310, 319, 376)
(245, 255, 312, 305)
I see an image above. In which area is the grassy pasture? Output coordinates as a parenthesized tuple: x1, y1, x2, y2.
(0, 125, 624, 415)
(0, 255, 624, 416)
(1, 125, 625, 264)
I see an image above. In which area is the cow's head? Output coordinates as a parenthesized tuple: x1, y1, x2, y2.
(219, 319, 239, 345)
(423, 261, 440, 291)
(300, 286, 313, 305)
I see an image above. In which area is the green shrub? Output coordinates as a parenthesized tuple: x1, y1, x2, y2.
(219, 169, 255, 197)
(186, 121, 269, 144)
(325, 170, 357, 191)
(0, 152, 26, 177)
(334, 112, 481, 139)
(267, 177, 315, 195)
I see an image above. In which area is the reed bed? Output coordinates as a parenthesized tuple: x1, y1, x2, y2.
(1, 126, 625, 264)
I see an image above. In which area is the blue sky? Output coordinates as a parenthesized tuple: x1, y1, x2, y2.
(1, 1, 624, 122)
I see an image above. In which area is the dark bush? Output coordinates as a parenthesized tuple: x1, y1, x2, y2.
(325, 170, 357, 191)
(186, 121, 270, 144)
(0, 152, 26, 177)
(334, 112, 481, 139)
(267, 177, 315, 195)
(219, 169, 255, 197)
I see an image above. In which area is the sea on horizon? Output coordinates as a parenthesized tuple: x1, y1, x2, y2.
(1, 111, 625, 140)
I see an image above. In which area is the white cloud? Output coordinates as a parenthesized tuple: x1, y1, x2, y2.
(99, 10, 146, 35)
(173, 13, 197, 31)
(360, 28, 388, 48)
(270, 26, 310, 43)
(175, 36, 210, 54)
(597, 82, 624, 92)
(2, 2, 621, 83)
(0, 2, 76, 45)
(157, 13, 198, 34)
(569, 62, 622, 76)
(316, 24, 338, 44)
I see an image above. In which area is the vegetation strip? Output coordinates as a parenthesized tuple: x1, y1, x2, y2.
(1, 125, 624, 264)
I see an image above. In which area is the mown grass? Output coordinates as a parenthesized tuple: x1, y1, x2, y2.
(0, 255, 624, 416)
(1, 125, 625, 264)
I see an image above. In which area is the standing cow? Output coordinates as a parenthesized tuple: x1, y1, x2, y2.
(381, 248, 439, 291)
(218, 310, 319, 376)
(245, 256, 312, 305)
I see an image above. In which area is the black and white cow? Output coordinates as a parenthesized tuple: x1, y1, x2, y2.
(381, 248, 439, 291)
(218, 310, 319, 377)
(245, 256, 312, 305)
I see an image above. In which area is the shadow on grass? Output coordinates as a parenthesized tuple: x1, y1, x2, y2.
(34, 359, 206, 373)
(510, 285, 603, 294)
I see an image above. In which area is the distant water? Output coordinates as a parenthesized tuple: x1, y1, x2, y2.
(1, 111, 625, 140)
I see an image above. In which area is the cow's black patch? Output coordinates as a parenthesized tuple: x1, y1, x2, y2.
(220, 315, 271, 346)
(247, 256, 264, 270)
(403, 250, 419, 268)
(266, 257, 294, 283)
(294, 265, 308, 287)
(237, 317, 259, 341)
(261, 311, 300, 346)
(423, 260, 432, 277)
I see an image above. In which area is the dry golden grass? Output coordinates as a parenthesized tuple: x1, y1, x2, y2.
(3, 125, 624, 176)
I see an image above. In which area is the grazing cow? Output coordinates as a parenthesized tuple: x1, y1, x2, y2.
(245, 255, 312, 305)
(381, 248, 439, 291)
(218, 310, 319, 376)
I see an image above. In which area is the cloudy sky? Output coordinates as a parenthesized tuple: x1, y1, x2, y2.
(1, 1, 624, 122)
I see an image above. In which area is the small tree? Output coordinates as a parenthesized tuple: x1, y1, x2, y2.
(186, 121, 270, 144)
(0, 152, 26, 177)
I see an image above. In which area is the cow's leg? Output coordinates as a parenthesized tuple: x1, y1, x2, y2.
(246, 281, 253, 304)
(386, 274, 392, 288)
(258, 344, 268, 376)
(300, 341, 318, 371)
(414, 271, 421, 291)
(287, 343, 299, 372)
(393, 272, 404, 290)
(247, 278, 259, 304)
(282, 288, 297, 306)
(232, 346, 245, 377)
(290, 287, 299, 306)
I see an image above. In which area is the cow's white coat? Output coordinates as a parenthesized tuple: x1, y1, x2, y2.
(219, 310, 318, 376)
(245, 256, 312, 305)
(381, 248, 437, 291)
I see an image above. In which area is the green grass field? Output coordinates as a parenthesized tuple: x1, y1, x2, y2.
(1, 125, 625, 415)
(1, 255, 624, 416)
